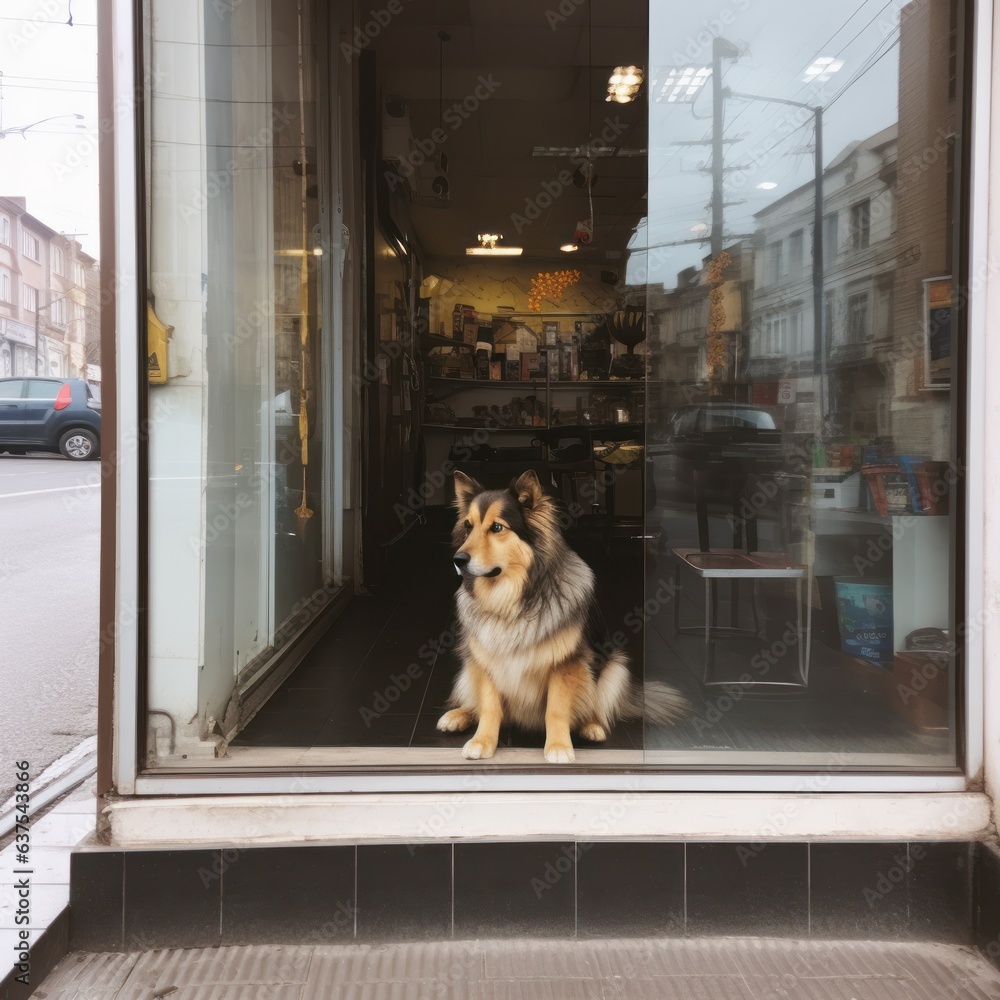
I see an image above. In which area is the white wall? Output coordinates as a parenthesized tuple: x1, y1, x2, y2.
(145, 0, 208, 734)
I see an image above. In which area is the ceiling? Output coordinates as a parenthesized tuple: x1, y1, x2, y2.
(370, 0, 648, 263)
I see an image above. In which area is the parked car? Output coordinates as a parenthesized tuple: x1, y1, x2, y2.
(647, 402, 785, 505)
(0, 376, 101, 460)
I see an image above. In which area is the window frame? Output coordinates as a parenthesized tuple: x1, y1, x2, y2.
(22, 230, 40, 261)
(101, 0, 989, 798)
(850, 199, 872, 250)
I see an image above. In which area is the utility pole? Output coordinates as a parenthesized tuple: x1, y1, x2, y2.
(710, 37, 741, 258)
(812, 105, 826, 424)
(725, 88, 825, 428)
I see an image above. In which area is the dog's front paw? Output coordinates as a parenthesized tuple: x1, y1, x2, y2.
(462, 736, 497, 760)
(579, 722, 607, 742)
(437, 709, 474, 732)
(544, 742, 575, 764)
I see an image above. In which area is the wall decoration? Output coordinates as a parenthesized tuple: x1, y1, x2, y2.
(528, 269, 581, 311)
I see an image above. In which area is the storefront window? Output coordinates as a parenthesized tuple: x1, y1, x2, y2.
(140, 0, 964, 773)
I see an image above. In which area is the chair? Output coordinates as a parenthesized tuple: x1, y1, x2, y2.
(671, 467, 811, 688)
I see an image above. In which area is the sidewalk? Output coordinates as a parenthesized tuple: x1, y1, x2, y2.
(0, 774, 97, 990)
(25, 936, 1000, 999)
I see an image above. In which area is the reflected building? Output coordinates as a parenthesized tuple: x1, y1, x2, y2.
(886, 0, 958, 458)
(646, 240, 754, 422)
(749, 126, 897, 438)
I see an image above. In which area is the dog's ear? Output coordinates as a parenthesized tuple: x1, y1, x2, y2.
(453, 470, 483, 514)
(513, 469, 544, 509)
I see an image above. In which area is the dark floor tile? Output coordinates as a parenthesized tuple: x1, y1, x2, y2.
(423, 655, 463, 712)
(410, 710, 473, 749)
(577, 842, 684, 937)
(251, 685, 341, 716)
(313, 710, 420, 746)
(286, 594, 406, 689)
(687, 842, 808, 937)
(357, 845, 451, 940)
(976, 842, 1000, 967)
(230, 709, 330, 748)
(810, 843, 912, 940)
(908, 842, 972, 944)
(222, 846, 355, 945)
(334, 665, 432, 718)
(124, 850, 221, 949)
(454, 843, 576, 938)
(69, 851, 124, 951)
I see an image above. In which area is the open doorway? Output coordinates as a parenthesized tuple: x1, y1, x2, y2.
(233, 0, 656, 758)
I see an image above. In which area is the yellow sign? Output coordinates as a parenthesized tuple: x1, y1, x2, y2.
(147, 303, 172, 384)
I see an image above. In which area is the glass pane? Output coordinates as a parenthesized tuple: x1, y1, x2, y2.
(144, 0, 333, 753)
(643, 0, 960, 767)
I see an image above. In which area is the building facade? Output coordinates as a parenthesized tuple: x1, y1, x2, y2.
(40, 0, 1000, 966)
(0, 196, 99, 383)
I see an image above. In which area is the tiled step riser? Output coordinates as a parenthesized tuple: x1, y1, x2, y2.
(68, 840, 984, 951)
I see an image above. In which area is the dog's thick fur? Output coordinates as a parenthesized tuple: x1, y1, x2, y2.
(437, 469, 687, 762)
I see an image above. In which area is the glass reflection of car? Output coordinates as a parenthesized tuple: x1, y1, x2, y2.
(648, 403, 784, 506)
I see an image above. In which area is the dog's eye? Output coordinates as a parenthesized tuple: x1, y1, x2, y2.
(489, 522, 505, 533)
(463, 520, 472, 533)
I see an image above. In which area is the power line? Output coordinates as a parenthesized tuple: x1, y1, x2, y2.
(824, 28, 899, 111)
(0, 15, 96, 27)
(727, 0, 894, 134)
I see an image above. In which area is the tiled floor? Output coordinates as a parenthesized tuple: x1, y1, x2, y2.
(232, 509, 947, 759)
(1, 775, 96, 985)
(30, 937, 1000, 999)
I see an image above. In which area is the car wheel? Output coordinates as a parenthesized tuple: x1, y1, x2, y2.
(59, 428, 99, 461)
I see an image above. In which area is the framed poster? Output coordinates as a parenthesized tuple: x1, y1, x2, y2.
(923, 276, 952, 389)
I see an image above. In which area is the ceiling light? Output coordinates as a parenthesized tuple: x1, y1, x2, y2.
(560, 243, 579, 253)
(607, 65, 644, 104)
(466, 246, 523, 256)
(466, 233, 523, 257)
(654, 66, 712, 104)
(756, 181, 778, 190)
(802, 56, 844, 83)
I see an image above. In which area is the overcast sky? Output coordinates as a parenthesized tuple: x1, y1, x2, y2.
(639, 0, 902, 286)
(0, 0, 905, 281)
(0, 0, 99, 256)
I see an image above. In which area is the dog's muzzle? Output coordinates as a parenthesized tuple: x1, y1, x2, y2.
(453, 551, 501, 578)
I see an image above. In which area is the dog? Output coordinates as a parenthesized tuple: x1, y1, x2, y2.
(437, 469, 688, 762)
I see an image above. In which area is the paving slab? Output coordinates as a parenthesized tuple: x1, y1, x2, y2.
(28, 937, 1000, 1000)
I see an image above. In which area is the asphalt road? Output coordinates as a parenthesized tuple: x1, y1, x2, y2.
(0, 456, 100, 807)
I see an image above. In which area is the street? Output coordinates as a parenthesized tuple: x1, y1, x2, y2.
(0, 456, 100, 807)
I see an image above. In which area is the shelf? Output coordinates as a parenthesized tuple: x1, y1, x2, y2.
(429, 377, 548, 390)
(428, 375, 649, 390)
(422, 422, 644, 433)
(422, 423, 545, 432)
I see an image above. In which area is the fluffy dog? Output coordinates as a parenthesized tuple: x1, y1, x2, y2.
(437, 469, 687, 762)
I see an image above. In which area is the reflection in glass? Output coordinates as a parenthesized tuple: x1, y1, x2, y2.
(642, 0, 959, 766)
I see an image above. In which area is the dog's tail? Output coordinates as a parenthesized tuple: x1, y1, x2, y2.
(595, 651, 689, 727)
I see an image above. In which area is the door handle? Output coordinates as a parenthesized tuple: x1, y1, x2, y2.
(0, 404, 17, 409)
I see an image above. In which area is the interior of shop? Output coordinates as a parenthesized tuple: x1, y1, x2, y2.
(228, 0, 956, 765)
